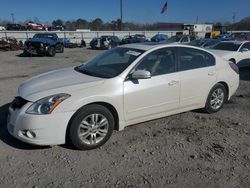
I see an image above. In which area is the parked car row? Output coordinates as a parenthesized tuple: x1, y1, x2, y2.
(2, 22, 65, 31)
(89, 34, 198, 50)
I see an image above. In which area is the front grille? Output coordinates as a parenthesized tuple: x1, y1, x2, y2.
(10, 97, 29, 110)
(27, 42, 42, 49)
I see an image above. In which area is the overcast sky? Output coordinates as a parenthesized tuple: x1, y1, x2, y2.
(0, 0, 249, 24)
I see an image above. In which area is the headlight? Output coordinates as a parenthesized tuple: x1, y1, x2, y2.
(40, 43, 44, 47)
(26, 94, 71, 115)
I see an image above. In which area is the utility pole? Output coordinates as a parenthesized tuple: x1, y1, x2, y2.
(232, 12, 236, 24)
(196, 16, 199, 24)
(120, 0, 123, 31)
(11, 13, 15, 24)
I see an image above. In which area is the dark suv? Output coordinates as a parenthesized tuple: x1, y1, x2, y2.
(120, 34, 147, 44)
(6, 24, 25, 31)
(90, 36, 121, 50)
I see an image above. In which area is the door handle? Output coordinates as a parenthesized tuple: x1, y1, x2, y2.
(168, 80, 179, 86)
(208, 72, 215, 76)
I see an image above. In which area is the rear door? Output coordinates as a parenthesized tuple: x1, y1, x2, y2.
(177, 47, 217, 109)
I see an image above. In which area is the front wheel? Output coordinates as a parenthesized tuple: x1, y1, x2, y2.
(58, 44, 64, 53)
(47, 46, 56, 57)
(69, 104, 114, 150)
(204, 83, 227, 113)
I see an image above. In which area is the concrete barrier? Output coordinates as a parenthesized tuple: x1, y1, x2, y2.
(0, 30, 180, 44)
(1, 30, 248, 44)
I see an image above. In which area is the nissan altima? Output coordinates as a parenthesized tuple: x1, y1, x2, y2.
(7, 43, 239, 150)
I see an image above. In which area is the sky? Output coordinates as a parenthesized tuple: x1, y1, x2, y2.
(0, 0, 249, 24)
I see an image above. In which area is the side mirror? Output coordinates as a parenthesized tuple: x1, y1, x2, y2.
(240, 48, 249, 52)
(131, 70, 151, 80)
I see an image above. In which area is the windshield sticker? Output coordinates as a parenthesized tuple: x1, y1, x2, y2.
(126, 50, 141, 56)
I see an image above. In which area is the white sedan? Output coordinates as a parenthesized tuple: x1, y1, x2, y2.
(7, 43, 239, 150)
(209, 41, 250, 65)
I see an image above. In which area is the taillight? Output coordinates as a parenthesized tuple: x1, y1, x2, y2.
(229, 62, 239, 74)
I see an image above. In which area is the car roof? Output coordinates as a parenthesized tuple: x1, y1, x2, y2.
(119, 42, 207, 51)
(219, 40, 248, 44)
(35, 32, 57, 35)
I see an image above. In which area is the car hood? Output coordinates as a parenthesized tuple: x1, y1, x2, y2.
(18, 67, 105, 101)
(27, 38, 56, 45)
(209, 49, 234, 57)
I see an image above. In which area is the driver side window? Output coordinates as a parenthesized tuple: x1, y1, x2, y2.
(135, 48, 176, 76)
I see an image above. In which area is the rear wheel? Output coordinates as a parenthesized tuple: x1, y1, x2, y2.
(69, 104, 114, 150)
(204, 83, 227, 113)
(47, 46, 56, 57)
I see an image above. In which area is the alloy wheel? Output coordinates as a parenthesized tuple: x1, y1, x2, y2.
(78, 113, 109, 145)
(210, 88, 224, 110)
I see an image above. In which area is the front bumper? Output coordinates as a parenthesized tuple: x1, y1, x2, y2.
(7, 101, 74, 146)
(24, 45, 48, 55)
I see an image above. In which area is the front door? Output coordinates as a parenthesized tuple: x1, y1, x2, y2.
(123, 47, 180, 122)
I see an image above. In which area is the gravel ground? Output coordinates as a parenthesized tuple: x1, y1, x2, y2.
(0, 48, 249, 188)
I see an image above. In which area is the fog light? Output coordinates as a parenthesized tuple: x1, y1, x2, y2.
(22, 130, 36, 138)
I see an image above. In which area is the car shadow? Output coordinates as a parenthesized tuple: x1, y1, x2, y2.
(0, 103, 49, 150)
(16, 53, 44, 57)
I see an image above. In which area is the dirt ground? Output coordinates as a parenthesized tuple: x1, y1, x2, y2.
(0, 48, 249, 188)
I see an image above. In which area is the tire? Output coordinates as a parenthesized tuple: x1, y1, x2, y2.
(69, 104, 114, 150)
(204, 83, 227, 113)
(47, 46, 56, 57)
(23, 49, 32, 57)
(107, 44, 112, 50)
(58, 45, 64, 53)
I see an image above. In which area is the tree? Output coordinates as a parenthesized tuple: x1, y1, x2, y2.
(230, 17, 250, 30)
(76, 18, 89, 29)
(90, 18, 103, 30)
(52, 19, 64, 27)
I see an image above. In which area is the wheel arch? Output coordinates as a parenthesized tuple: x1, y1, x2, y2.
(229, 58, 236, 64)
(217, 81, 229, 100)
(66, 101, 120, 142)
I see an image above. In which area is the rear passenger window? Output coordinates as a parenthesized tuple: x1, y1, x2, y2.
(178, 47, 215, 71)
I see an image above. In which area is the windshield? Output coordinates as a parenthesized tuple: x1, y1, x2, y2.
(212, 42, 242, 51)
(33, 34, 56, 39)
(75, 47, 145, 78)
